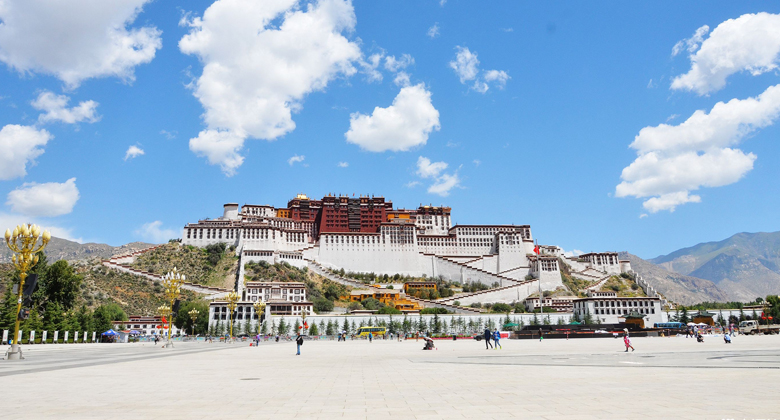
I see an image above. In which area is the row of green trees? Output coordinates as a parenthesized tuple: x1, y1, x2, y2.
(207, 313, 578, 337)
(0, 253, 128, 335)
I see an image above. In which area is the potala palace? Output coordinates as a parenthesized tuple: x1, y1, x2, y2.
(178, 194, 663, 327)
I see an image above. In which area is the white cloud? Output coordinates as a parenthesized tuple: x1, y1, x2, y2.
(405, 181, 420, 188)
(124, 145, 145, 161)
(671, 25, 709, 57)
(617, 84, 780, 212)
(415, 156, 461, 197)
(384, 54, 414, 72)
(288, 155, 305, 165)
(484, 70, 510, 89)
(0, 0, 161, 88)
(671, 13, 780, 95)
(562, 249, 583, 258)
(337, 161, 348, 168)
(639, 214, 648, 219)
(428, 173, 460, 197)
(179, 0, 361, 175)
(135, 221, 178, 243)
(360, 52, 384, 83)
(6, 178, 79, 217)
(473, 159, 481, 166)
(345, 83, 440, 152)
(416, 156, 448, 178)
(449, 46, 480, 83)
(160, 130, 177, 139)
(0, 212, 82, 243)
(427, 23, 440, 39)
(31, 91, 100, 124)
(393, 71, 411, 87)
(0, 124, 52, 180)
(449, 46, 509, 93)
(189, 129, 245, 176)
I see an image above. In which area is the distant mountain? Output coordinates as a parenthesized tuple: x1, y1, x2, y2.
(619, 252, 729, 305)
(650, 231, 780, 301)
(0, 236, 155, 263)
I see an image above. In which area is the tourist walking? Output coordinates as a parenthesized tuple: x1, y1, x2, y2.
(539, 328, 543, 342)
(295, 333, 303, 355)
(368, 332, 373, 343)
(623, 333, 634, 352)
(493, 330, 502, 350)
(483, 328, 493, 349)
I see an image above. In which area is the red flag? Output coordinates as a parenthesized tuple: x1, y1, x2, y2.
(533, 245, 540, 255)
(304, 322, 308, 329)
(162, 316, 167, 323)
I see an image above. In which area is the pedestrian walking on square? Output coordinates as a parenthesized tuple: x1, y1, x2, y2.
(539, 328, 543, 342)
(493, 330, 502, 350)
(295, 333, 303, 355)
(483, 328, 493, 349)
(368, 332, 373, 343)
(623, 334, 634, 352)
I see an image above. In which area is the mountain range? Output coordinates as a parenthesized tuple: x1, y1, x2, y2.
(0, 237, 153, 264)
(649, 231, 780, 302)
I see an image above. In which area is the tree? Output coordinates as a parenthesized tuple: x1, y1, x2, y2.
(583, 308, 593, 325)
(342, 318, 350, 334)
(41, 260, 82, 311)
(308, 323, 319, 335)
(491, 303, 512, 313)
(679, 306, 690, 324)
(278, 318, 289, 335)
(173, 301, 209, 335)
(294, 319, 301, 333)
(92, 303, 126, 334)
(313, 297, 334, 313)
(348, 301, 363, 312)
(362, 298, 383, 310)
(75, 305, 93, 332)
(326, 320, 335, 336)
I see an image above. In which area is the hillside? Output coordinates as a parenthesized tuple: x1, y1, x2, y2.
(0, 261, 201, 317)
(650, 231, 780, 301)
(130, 243, 238, 289)
(0, 236, 154, 263)
(620, 252, 729, 305)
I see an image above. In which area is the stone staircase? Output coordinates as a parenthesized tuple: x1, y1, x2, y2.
(431, 254, 522, 287)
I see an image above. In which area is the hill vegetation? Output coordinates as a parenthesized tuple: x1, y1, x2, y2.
(131, 242, 238, 289)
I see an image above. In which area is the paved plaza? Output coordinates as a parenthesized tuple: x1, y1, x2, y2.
(3, 334, 780, 419)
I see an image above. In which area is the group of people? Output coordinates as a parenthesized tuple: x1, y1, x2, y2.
(482, 328, 503, 349)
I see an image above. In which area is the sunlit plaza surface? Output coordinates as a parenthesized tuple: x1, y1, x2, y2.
(3, 335, 780, 419)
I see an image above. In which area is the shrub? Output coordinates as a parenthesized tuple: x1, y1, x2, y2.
(491, 303, 512, 313)
(313, 297, 334, 313)
(347, 301, 363, 311)
(453, 301, 461, 306)
(361, 298, 383, 310)
(470, 302, 482, 308)
(377, 306, 402, 314)
(420, 307, 450, 314)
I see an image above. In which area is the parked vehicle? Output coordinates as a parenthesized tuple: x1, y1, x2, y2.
(738, 320, 780, 335)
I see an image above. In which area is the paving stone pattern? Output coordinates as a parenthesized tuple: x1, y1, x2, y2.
(2, 334, 780, 419)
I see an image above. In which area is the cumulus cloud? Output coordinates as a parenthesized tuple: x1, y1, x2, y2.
(416, 156, 448, 178)
(31, 91, 99, 124)
(449, 46, 509, 93)
(427, 23, 440, 39)
(449, 46, 480, 83)
(415, 156, 460, 197)
(345, 83, 440, 152)
(288, 155, 305, 165)
(0, 0, 161, 88)
(6, 178, 79, 217)
(135, 221, 178, 243)
(393, 71, 411, 87)
(0, 124, 52, 180)
(617, 84, 780, 212)
(337, 161, 348, 168)
(124, 145, 144, 161)
(671, 25, 710, 57)
(360, 52, 384, 82)
(384, 54, 414, 72)
(179, 0, 361, 175)
(671, 13, 780, 95)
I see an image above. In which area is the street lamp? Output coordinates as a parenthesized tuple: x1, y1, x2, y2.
(161, 267, 184, 348)
(4, 224, 50, 360)
(188, 309, 199, 338)
(226, 291, 238, 343)
(301, 310, 307, 335)
(253, 301, 266, 336)
(157, 305, 171, 345)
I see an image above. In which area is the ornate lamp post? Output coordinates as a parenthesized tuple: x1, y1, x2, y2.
(161, 268, 183, 348)
(226, 291, 238, 343)
(301, 310, 307, 335)
(157, 305, 171, 344)
(4, 224, 50, 360)
(253, 301, 266, 336)
(188, 309, 200, 338)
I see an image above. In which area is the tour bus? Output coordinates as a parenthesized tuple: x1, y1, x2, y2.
(357, 326, 387, 337)
(653, 322, 686, 330)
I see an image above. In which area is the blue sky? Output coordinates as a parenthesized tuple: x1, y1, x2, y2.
(1, 1, 779, 259)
